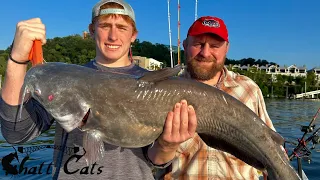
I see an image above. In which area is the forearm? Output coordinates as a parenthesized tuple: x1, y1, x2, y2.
(0, 97, 54, 144)
(1, 59, 29, 105)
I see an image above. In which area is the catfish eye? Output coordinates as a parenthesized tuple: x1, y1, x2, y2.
(48, 94, 54, 101)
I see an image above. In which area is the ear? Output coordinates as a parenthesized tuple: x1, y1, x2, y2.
(183, 38, 187, 49)
(183, 39, 188, 61)
(131, 31, 138, 43)
(226, 42, 230, 54)
(88, 23, 95, 38)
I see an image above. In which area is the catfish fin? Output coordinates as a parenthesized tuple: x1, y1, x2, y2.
(83, 130, 105, 165)
(268, 128, 285, 145)
(139, 65, 182, 82)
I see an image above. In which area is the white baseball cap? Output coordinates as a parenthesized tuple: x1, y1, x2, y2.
(92, 0, 135, 23)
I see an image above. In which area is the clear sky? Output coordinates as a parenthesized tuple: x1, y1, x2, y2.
(0, 0, 319, 69)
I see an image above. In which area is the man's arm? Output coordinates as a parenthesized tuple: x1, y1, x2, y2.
(0, 98, 54, 144)
(147, 100, 197, 166)
(2, 18, 46, 105)
(0, 18, 50, 144)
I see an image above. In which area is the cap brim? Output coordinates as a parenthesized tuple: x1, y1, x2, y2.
(188, 31, 227, 42)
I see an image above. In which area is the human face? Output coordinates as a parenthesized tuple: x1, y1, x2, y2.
(92, 15, 137, 65)
(183, 34, 229, 81)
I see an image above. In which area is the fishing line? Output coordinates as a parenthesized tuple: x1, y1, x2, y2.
(129, 46, 133, 62)
(52, 130, 69, 180)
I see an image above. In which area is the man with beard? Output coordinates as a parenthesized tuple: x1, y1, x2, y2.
(156, 16, 277, 180)
(0, 0, 197, 179)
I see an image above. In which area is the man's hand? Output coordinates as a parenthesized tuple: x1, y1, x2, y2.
(10, 18, 46, 62)
(158, 99, 197, 152)
(147, 100, 197, 165)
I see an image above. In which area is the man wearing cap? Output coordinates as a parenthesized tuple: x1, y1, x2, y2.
(156, 16, 277, 180)
(0, 0, 197, 179)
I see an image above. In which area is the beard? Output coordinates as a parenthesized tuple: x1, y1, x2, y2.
(186, 54, 226, 81)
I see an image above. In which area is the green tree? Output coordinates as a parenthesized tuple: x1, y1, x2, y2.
(306, 71, 317, 91)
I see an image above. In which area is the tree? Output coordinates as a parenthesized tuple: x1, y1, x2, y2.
(306, 71, 317, 91)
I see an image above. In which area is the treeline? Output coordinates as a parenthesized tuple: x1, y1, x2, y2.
(226, 57, 277, 67)
(0, 34, 277, 68)
(0, 34, 318, 98)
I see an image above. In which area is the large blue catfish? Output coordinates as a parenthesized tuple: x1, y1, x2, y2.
(21, 62, 301, 180)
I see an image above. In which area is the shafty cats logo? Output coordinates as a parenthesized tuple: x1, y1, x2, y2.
(1, 145, 104, 177)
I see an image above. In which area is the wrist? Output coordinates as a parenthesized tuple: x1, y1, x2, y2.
(9, 41, 30, 65)
(9, 53, 30, 65)
(156, 139, 179, 153)
(147, 141, 177, 166)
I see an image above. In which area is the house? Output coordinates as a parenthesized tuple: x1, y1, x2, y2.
(259, 65, 268, 72)
(308, 66, 320, 82)
(263, 64, 307, 77)
(132, 56, 164, 71)
(231, 64, 241, 70)
(268, 65, 277, 73)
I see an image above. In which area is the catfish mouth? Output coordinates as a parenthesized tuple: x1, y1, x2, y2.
(79, 108, 91, 129)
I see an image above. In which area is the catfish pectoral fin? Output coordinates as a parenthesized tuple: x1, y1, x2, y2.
(82, 130, 105, 165)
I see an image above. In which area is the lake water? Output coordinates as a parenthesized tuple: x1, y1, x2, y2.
(0, 99, 319, 180)
(265, 99, 320, 180)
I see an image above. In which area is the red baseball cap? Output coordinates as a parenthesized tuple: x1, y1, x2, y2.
(187, 16, 228, 42)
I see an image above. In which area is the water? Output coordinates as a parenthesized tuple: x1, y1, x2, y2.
(0, 99, 319, 179)
(0, 125, 56, 180)
(265, 99, 320, 180)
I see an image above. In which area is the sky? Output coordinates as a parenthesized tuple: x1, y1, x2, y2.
(0, 0, 319, 69)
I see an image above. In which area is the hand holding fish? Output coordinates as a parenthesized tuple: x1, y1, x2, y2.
(10, 18, 46, 62)
(158, 100, 197, 151)
(147, 100, 197, 165)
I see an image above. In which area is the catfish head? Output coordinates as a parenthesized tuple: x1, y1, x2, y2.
(22, 63, 91, 132)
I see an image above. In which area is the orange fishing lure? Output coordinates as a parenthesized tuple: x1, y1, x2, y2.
(28, 40, 43, 66)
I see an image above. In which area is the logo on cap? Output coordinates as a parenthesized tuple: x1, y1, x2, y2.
(202, 19, 220, 28)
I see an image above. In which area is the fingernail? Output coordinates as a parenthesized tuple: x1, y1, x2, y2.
(176, 103, 181, 108)
(188, 105, 194, 111)
(181, 99, 187, 104)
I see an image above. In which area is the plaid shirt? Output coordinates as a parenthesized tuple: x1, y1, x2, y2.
(157, 67, 276, 180)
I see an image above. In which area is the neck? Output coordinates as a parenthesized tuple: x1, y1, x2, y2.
(199, 71, 223, 86)
(95, 55, 132, 68)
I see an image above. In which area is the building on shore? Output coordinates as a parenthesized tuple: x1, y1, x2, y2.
(83, 31, 89, 39)
(132, 56, 164, 71)
(228, 64, 320, 82)
(308, 67, 320, 82)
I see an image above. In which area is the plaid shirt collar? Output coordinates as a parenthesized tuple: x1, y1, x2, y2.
(220, 66, 239, 88)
